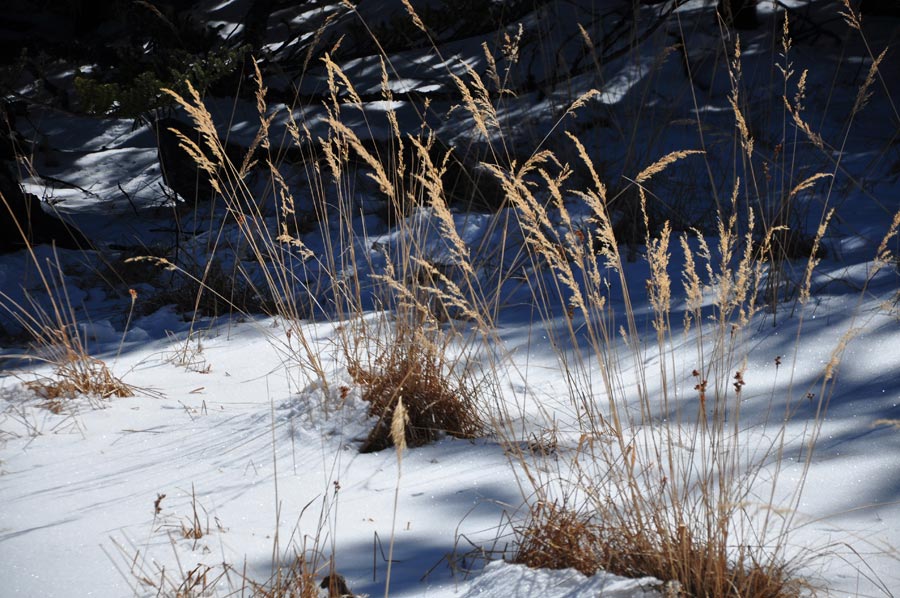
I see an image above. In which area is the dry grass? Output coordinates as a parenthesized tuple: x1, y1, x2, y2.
(513, 501, 603, 577)
(512, 498, 804, 596)
(166, 49, 794, 598)
(24, 353, 132, 411)
(472, 8, 890, 597)
(1, 240, 134, 408)
(595, 529, 805, 598)
(107, 481, 336, 598)
(167, 563, 225, 598)
(180, 484, 207, 542)
(161, 72, 328, 387)
(150, 2, 900, 595)
(348, 318, 483, 453)
(492, 130, 814, 596)
(244, 555, 320, 598)
(106, 531, 225, 598)
(164, 52, 498, 442)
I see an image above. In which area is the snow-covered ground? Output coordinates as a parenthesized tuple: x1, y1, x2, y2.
(2, 1, 899, 596)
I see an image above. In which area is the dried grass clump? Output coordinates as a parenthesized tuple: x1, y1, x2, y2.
(179, 484, 208, 542)
(478, 25, 824, 595)
(513, 501, 602, 576)
(0, 223, 136, 408)
(2, 258, 134, 409)
(168, 563, 223, 598)
(350, 328, 483, 453)
(247, 555, 320, 598)
(512, 500, 803, 598)
(25, 350, 133, 412)
(590, 520, 805, 598)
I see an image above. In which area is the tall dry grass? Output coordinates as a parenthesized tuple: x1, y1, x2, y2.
(151, 39, 508, 597)
(164, 50, 501, 447)
(0, 202, 134, 408)
(495, 6, 894, 597)
(156, 1, 899, 595)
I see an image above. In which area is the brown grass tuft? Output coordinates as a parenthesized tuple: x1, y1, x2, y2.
(25, 352, 133, 411)
(246, 555, 320, 598)
(511, 497, 806, 598)
(590, 521, 805, 598)
(350, 325, 482, 453)
(2, 246, 134, 408)
(180, 484, 207, 543)
(513, 501, 603, 577)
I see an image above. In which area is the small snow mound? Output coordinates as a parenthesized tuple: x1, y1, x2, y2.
(461, 561, 663, 598)
(78, 320, 119, 344)
(276, 378, 372, 442)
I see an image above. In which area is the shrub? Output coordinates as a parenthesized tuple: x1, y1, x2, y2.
(513, 500, 602, 577)
(348, 315, 483, 453)
(1, 246, 134, 408)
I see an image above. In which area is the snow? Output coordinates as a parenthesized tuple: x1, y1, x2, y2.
(460, 561, 664, 598)
(3, 0, 900, 597)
